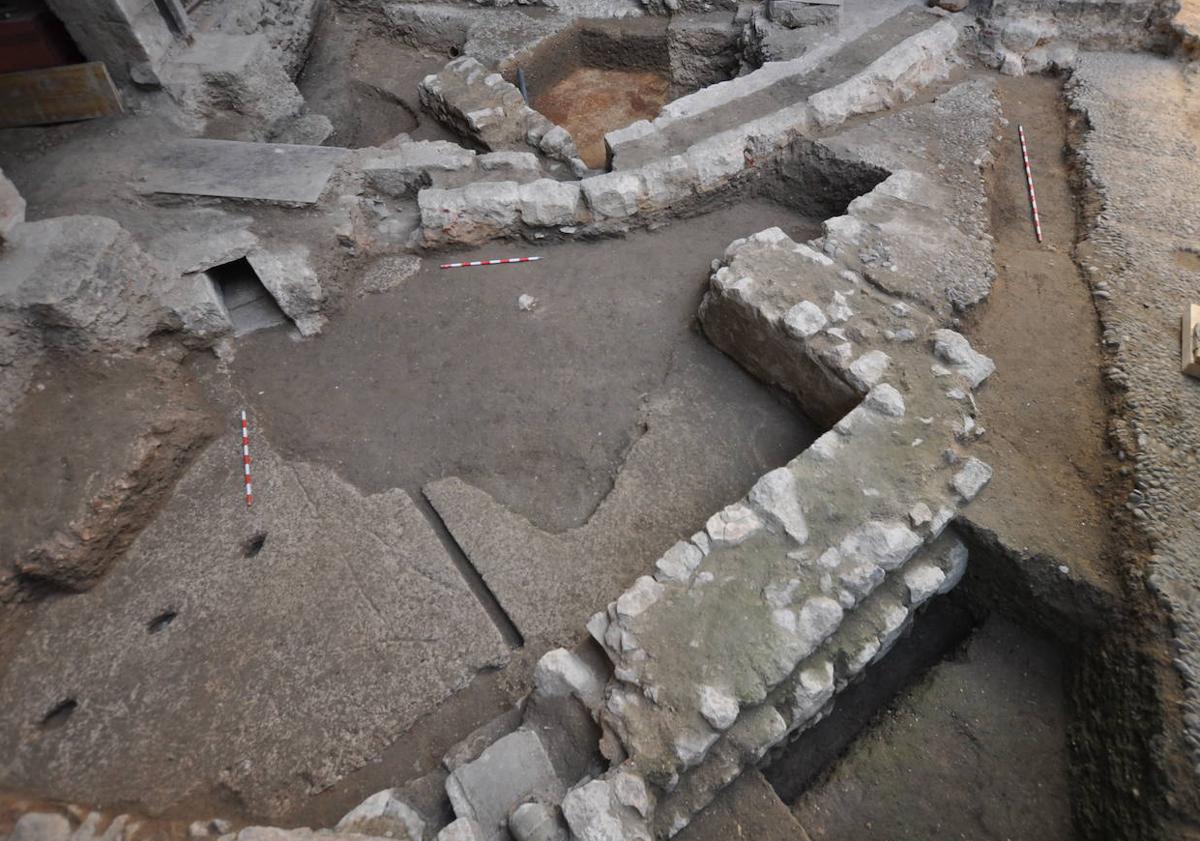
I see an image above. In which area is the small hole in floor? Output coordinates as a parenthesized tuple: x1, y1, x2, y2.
(243, 532, 267, 558)
(148, 610, 177, 634)
(40, 698, 77, 730)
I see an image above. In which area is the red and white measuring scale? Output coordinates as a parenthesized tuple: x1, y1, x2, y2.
(240, 410, 253, 507)
(1018, 125, 1043, 243)
(439, 256, 542, 269)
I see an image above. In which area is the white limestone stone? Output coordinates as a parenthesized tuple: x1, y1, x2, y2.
(533, 648, 605, 709)
(951, 457, 992, 501)
(908, 502, 933, 527)
(929, 506, 955, 536)
(705, 503, 763, 546)
(673, 725, 721, 767)
(902, 560, 946, 605)
(848, 350, 891, 389)
(616, 576, 665, 620)
(790, 597, 843, 655)
(581, 172, 642, 218)
(826, 290, 853, 323)
(936, 538, 968, 593)
(783, 301, 827, 338)
(9, 814, 71, 841)
(655, 540, 705, 583)
(839, 521, 922, 571)
(748, 467, 808, 544)
(336, 790, 425, 841)
(562, 778, 652, 841)
(612, 769, 654, 819)
(518, 180, 583, 227)
(931, 329, 996, 388)
(697, 685, 739, 731)
(864, 383, 905, 417)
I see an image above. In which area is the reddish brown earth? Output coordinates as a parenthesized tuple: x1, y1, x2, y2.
(534, 68, 670, 168)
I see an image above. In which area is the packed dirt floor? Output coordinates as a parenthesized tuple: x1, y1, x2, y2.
(2, 2, 1200, 840)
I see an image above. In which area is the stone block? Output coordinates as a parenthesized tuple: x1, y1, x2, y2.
(8, 813, 71, 841)
(534, 648, 605, 710)
(580, 173, 643, 219)
(518, 180, 583, 228)
(768, 0, 841, 29)
(363, 142, 477, 197)
(245, 245, 325, 337)
(508, 803, 568, 841)
(336, 790, 425, 841)
(445, 730, 565, 840)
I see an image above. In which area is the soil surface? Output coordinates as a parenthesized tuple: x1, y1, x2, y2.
(961, 75, 1115, 597)
(225, 200, 822, 534)
(0, 349, 216, 595)
(296, 8, 459, 148)
(533, 67, 670, 168)
(790, 616, 1075, 841)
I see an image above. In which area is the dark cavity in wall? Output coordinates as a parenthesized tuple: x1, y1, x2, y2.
(206, 258, 290, 338)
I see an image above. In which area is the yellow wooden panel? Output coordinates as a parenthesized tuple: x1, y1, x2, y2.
(0, 61, 123, 128)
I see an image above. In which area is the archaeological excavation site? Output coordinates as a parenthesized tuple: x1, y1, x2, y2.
(4, 0, 1200, 838)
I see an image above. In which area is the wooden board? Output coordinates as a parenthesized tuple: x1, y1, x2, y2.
(0, 61, 123, 128)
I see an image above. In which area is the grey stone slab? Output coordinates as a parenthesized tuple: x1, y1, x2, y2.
(445, 730, 565, 841)
(0, 431, 510, 818)
(226, 293, 290, 336)
(137, 139, 348, 204)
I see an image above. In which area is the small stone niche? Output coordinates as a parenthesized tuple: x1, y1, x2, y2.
(206, 257, 291, 337)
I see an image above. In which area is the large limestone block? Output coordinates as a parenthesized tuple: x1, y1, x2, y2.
(0, 216, 176, 352)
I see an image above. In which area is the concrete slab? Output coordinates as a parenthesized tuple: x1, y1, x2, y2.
(0, 431, 510, 819)
(137, 139, 347, 204)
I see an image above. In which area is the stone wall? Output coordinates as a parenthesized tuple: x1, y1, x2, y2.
(416, 18, 961, 249)
(978, 0, 1177, 74)
(44, 0, 178, 83)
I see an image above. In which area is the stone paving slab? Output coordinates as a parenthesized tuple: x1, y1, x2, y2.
(0, 431, 510, 818)
(137, 139, 348, 204)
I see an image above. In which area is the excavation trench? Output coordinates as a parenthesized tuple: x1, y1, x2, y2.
(501, 17, 738, 168)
